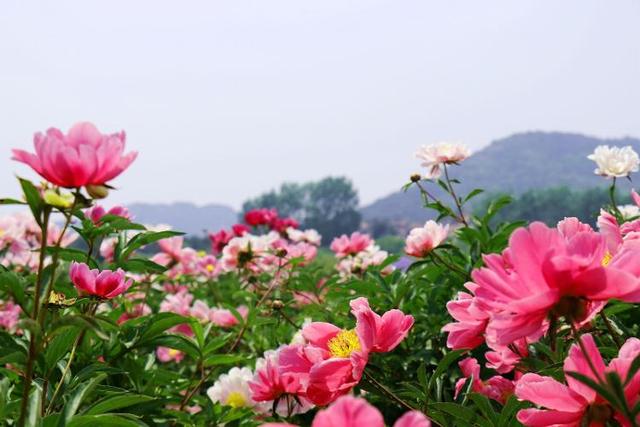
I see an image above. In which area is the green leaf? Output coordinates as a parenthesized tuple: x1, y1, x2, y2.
(19, 177, 44, 224)
(45, 328, 79, 372)
(43, 247, 99, 269)
(83, 393, 156, 415)
(0, 270, 27, 308)
(427, 349, 466, 395)
(498, 395, 527, 427)
(67, 414, 148, 427)
(121, 230, 184, 259)
(117, 258, 166, 274)
(136, 313, 191, 344)
(58, 374, 107, 426)
(203, 354, 247, 368)
(25, 382, 43, 427)
(0, 197, 26, 205)
(469, 393, 498, 424)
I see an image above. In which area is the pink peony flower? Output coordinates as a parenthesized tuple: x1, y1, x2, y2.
(330, 232, 373, 258)
(271, 217, 299, 233)
(12, 122, 137, 188)
(245, 208, 279, 227)
(210, 306, 248, 328)
(0, 299, 21, 333)
(465, 221, 640, 347)
(69, 262, 132, 299)
(86, 204, 131, 224)
(516, 334, 640, 426)
(157, 346, 185, 363)
(405, 220, 449, 257)
(415, 142, 471, 179)
(441, 284, 489, 350)
(311, 396, 430, 427)
(278, 298, 413, 405)
(117, 303, 151, 324)
(249, 348, 314, 416)
(454, 358, 514, 404)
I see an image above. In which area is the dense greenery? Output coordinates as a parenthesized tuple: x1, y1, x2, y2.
(241, 176, 361, 243)
(477, 186, 632, 227)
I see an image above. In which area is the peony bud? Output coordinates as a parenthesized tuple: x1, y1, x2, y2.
(86, 184, 110, 199)
(43, 190, 74, 208)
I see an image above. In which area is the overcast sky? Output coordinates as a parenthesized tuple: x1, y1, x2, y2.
(1, 1, 639, 209)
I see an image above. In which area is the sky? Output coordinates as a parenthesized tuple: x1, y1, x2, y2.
(1, 0, 639, 209)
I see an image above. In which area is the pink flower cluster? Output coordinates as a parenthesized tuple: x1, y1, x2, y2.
(250, 298, 413, 406)
(516, 334, 640, 426)
(220, 231, 318, 275)
(156, 289, 248, 363)
(331, 232, 392, 279)
(260, 396, 431, 427)
(244, 208, 299, 233)
(0, 299, 21, 333)
(443, 215, 640, 375)
(0, 212, 77, 271)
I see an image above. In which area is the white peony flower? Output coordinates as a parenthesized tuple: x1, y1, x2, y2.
(618, 204, 640, 220)
(405, 220, 450, 257)
(286, 228, 322, 246)
(415, 142, 471, 179)
(207, 367, 255, 409)
(588, 145, 640, 178)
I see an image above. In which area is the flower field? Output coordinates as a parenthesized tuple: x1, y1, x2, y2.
(2, 123, 640, 426)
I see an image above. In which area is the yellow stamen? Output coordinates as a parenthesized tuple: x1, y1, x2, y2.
(602, 251, 613, 267)
(206, 264, 214, 272)
(327, 329, 361, 358)
(168, 349, 180, 358)
(226, 391, 247, 408)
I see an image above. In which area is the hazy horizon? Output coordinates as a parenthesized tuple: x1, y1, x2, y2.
(1, 1, 639, 209)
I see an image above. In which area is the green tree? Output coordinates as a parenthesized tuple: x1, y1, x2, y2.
(241, 176, 361, 243)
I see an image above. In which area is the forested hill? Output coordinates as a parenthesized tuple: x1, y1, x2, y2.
(361, 132, 640, 223)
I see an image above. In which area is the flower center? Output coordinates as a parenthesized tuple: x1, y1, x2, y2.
(206, 264, 215, 272)
(551, 296, 588, 322)
(226, 391, 247, 408)
(586, 403, 613, 423)
(327, 329, 361, 358)
(601, 251, 612, 267)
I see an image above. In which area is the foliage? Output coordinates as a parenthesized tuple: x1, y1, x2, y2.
(241, 176, 361, 243)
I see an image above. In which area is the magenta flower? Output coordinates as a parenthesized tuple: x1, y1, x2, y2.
(454, 357, 514, 404)
(312, 396, 430, 427)
(86, 204, 131, 224)
(69, 261, 132, 299)
(516, 334, 640, 426)
(330, 232, 373, 258)
(278, 298, 413, 405)
(12, 122, 137, 188)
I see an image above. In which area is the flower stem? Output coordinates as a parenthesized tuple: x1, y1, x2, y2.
(429, 250, 468, 279)
(570, 322, 603, 383)
(600, 311, 623, 349)
(363, 370, 415, 411)
(444, 165, 468, 227)
(19, 207, 51, 426)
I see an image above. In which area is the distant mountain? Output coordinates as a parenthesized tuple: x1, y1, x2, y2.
(127, 202, 237, 235)
(361, 132, 640, 224)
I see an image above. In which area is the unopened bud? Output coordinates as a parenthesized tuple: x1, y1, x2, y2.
(86, 184, 109, 199)
(43, 190, 74, 208)
(276, 248, 288, 258)
(271, 299, 284, 310)
(410, 174, 422, 183)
